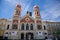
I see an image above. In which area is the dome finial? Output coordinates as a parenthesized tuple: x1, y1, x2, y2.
(34, 5, 39, 8)
(16, 0, 21, 8)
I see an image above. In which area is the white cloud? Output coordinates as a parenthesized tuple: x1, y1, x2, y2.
(5, 0, 31, 16)
(42, 20, 56, 22)
(21, 4, 30, 16)
(4, 0, 60, 22)
(46, 4, 60, 18)
(5, 0, 18, 5)
(41, 3, 60, 20)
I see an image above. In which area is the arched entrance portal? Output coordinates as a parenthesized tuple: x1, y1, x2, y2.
(21, 33, 24, 40)
(26, 32, 34, 40)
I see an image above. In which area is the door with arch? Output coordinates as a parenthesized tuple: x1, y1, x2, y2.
(21, 33, 24, 40)
(26, 32, 34, 40)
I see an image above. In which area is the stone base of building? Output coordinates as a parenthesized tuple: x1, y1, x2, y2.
(3, 39, 45, 40)
(0, 36, 3, 39)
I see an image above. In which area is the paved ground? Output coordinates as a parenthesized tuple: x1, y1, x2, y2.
(0, 39, 46, 40)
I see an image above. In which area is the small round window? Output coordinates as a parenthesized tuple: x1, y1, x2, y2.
(25, 18, 30, 21)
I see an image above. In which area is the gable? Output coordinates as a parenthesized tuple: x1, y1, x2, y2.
(20, 15, 34, 23)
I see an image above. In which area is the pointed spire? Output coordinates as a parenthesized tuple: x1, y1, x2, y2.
(16, 0, 21, 9)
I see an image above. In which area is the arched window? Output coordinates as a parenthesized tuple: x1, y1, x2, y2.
(37, 25, 41, 30)
(30, 24, 33, 30)
(44, 25, 46, 30)
(13, 24, 17, 29)
(7, 25, 9, 30)
(37, 12, 38, 14)
(21, 23, 24, 30)
(16, 10, 19, 13)
(16, 10, 20, 15)
(26, 24, 29, 30)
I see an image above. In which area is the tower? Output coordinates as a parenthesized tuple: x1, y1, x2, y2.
(34, 5, 42, 30)
(12, 2, 21, 29)
(34, 5, 41, 19)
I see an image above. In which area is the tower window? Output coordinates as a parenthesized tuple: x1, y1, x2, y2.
(21, 23, 24, 30)
(16, 10, 20, 15)
(13, 24, 17, 29)
(16, 11, 18, 13)
(26, 24, 29, 30)
(37, 25, 41, 30)
(7, 25, 9, 30)
(44, 25, 46, 30)
(37, 12, 38, 14)
(30, 24, 33, 30)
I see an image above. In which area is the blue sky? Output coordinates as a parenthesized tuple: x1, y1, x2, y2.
(0, 0, 60, 22)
